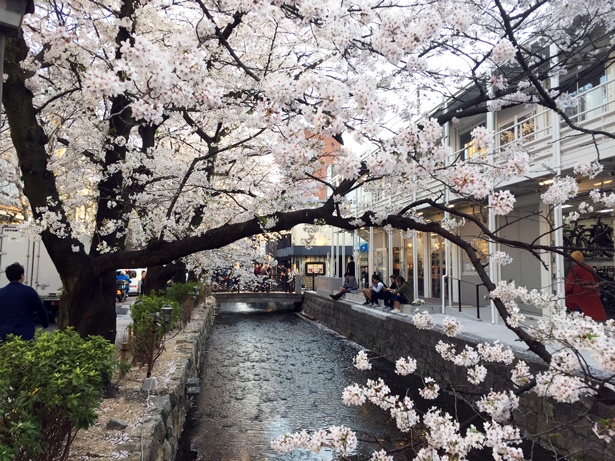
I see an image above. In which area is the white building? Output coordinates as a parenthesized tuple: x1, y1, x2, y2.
(330, 59, 615, 318)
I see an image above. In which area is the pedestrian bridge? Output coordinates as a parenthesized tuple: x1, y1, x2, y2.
(212, 291, 303, 304)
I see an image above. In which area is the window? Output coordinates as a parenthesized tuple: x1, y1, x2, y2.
(462, 238, 489, 274)
(561, 71, 607, 123)
(459, 129, 487, 160)
(498, 111, 536, 147)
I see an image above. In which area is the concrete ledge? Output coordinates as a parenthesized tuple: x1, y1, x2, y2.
(302, 292, 613, 461)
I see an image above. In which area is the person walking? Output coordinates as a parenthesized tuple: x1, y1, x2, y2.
(565, 251, 607, 321)
(0, 262, 49, 341)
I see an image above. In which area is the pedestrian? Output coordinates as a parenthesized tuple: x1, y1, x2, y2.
(361, 267, 369, 289)
(362, 275, 385, 306)
(390, 275, 414, 314)
(288, 264, 299, 293)
(139, 270, 147, 296)
(565, 251, 607, 321)
(330, 272, 358, 300)
(346, 256, 356, 278)
(0, 262, 49, 341)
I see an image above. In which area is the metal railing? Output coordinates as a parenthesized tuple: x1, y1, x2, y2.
(441, 274, 488, 319)
(209, 274, 298, 294)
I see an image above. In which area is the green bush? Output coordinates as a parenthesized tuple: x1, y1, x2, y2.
(0, 329, 116, 461)
(165, 281, 200, 305)
(129, 295, 181, 365)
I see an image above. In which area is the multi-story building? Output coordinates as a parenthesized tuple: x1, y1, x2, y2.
(270, 135, 358, 282)
(329, 60, 615, 317)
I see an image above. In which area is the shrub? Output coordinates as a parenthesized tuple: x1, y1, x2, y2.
(165, 281, 199, 305)
(0, 329, 116, 461)
(129, 294, 181, 365)
(164, 281, 203, 325)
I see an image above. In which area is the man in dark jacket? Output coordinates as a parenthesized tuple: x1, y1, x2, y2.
(0, 262, 49, 341)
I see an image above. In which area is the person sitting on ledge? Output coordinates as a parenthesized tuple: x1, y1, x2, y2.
(390, 275, 414, 314)
(330, 273, 358, 300)
(362, 275, 386, 306)
(382, 275, 398, 310)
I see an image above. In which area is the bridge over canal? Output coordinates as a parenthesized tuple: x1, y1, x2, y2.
(212, 291, 303, 305)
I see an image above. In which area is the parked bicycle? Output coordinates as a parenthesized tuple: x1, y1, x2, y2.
(563, 217, 613, 258)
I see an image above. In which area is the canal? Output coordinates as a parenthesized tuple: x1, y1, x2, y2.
(177, 302, 558, 460)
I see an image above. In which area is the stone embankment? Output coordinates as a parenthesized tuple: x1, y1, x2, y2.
(68, 301, 215, 461)
(302, 292, 614, 461)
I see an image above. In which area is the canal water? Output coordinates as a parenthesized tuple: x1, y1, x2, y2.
(177, 302, 558, 461)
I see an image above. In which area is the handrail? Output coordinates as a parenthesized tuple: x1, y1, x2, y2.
(442, 275, 487, 319)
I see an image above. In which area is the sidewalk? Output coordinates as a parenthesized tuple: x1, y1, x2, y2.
(332, 291, 604, 373)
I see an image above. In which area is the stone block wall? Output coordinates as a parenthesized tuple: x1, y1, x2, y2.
(137, 302, 215, 461)
(302, 292, 614, 461)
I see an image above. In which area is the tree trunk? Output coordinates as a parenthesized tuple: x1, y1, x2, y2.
(143, 264, 183, 295)
(57, 271, 118, 343)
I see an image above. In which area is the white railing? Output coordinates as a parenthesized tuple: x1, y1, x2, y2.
(337, 78, 615, 214)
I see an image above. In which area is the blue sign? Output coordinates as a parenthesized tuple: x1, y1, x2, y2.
(359, 243, 368, 252)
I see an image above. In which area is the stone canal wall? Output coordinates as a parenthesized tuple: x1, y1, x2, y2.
(302, 292, 614, 461)
(138, 303, 215, 461)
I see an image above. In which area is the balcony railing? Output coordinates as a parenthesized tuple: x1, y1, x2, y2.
(344, 77, 615, 216)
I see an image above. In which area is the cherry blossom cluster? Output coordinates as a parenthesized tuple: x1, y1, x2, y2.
(574, 161, 603, 179)
(477, 390, 520, 422)
(489, 190, 516, 215)
(489, 281, 527, 328)
(491, 251, 513, 265)
(441, 216, 466, 231)
(419, 377, 440, 399)
(412, 310, 435, 329)
(491, 39, 517, 64)
(541, 176, 579, 205)
(353, 350, 372, 370)
(395, 356, 418, 376)
(533, 309, 615, 374)
(470, 126, 496, 151)
(271, 425, 357, 456)
(589, 189, 615, 208)
(442, 316, 462, 337)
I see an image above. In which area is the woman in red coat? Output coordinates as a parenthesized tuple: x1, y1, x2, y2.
(565, 251, 607, 321)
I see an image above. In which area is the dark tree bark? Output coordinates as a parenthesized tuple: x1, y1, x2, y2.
(142, 264, 184, 295)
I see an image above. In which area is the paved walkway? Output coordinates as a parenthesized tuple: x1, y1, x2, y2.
(328, 291, 606, 373)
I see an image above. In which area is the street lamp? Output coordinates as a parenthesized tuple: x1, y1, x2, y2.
(0, 0, 35, 128)
(161, 304, 173, 323)
(0, 0, 34, 34)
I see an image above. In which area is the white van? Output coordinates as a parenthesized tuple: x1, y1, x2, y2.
(119, 268, 146, 295)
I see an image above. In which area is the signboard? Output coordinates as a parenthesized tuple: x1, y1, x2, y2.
(305, 262, 325, 275)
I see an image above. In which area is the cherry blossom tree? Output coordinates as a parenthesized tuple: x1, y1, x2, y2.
(2, 0, 615, 454)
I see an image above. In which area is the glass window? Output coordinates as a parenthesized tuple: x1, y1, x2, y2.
(460, 129, 487, 160)
(499, 121, 515, 146)
(462, 239, 488, 274)
(498, 112, 535, 147)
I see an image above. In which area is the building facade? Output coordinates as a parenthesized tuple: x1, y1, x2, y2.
(330, 61, 615, 317)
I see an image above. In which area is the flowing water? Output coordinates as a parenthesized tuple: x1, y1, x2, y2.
(177, 302, 558, 461)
